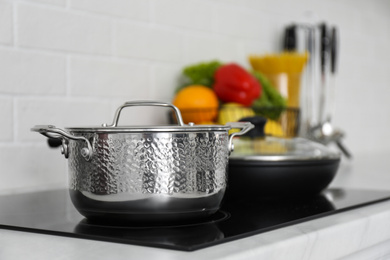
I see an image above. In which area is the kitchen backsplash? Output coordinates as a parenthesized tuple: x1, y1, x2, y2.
(0, 0, 389, 192)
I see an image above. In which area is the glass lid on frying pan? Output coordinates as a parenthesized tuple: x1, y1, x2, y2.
(229, 116, 341, 162)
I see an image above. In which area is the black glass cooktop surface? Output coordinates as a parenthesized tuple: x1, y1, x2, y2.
(0, 188, 390, 251)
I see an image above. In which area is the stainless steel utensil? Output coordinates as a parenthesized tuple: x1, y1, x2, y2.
(32, 101, 253, 223)
(284, 23, 351, 158)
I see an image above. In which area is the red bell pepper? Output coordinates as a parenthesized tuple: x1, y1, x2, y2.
(213, 63, 262, 106)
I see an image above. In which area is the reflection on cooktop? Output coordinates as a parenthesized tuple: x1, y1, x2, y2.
(0, 188, 389, 251)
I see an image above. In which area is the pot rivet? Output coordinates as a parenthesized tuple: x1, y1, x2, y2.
(81, 148, 90, 158)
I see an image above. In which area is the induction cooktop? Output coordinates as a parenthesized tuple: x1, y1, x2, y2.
(0, 188, 389, 251)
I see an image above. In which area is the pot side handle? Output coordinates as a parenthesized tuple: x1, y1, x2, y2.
(226, 122, 254, 153)
(107, 100, 185, 127)
(31, 125, 93, 161)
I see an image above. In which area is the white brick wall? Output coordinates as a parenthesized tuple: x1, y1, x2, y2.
(153, 0, 214, 31)
(115, 21, 183, 61)
(0, 2, 13, 45)
(70, 0, 149, 20)
(0, 144, 67, 191)
(18, 4, 112, 54)
(0, 98, 13, 142)
(0, 49, 66, 94)
(0, 0, 389, 193)
(70, 56, 150, 98)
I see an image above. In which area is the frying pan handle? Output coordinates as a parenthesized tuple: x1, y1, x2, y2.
(31, 125, 93, 161)
(107, 101, 185, 127)
(226, 122, 254, 153)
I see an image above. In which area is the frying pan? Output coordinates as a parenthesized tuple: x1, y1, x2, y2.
(226, 116, 341, 199)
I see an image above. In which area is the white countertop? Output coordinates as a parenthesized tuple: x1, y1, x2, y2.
(1, 151, 390, 260)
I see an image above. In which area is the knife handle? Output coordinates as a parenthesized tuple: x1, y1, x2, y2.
(320, 23, 329, 74)
(330, 27, 338, 74)
(283, 24, 297, 51)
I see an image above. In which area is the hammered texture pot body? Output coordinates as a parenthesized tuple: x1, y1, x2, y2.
(66, 130, 230, 222)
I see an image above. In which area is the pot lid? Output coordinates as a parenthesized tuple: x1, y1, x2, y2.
(66, 124, 232, 133)
(31, 101, 255, 161)
(229, 136, 341, 162)
(64, 101, 234, 133)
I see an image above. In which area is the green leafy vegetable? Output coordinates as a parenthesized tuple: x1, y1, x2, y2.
(251, 70, 287, 120)
(175, 61, 222, 93)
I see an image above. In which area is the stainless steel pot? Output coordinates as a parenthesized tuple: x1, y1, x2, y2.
(32, 101, 253, 223)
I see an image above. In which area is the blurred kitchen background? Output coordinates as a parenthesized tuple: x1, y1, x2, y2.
(0, 0, 389, 193)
